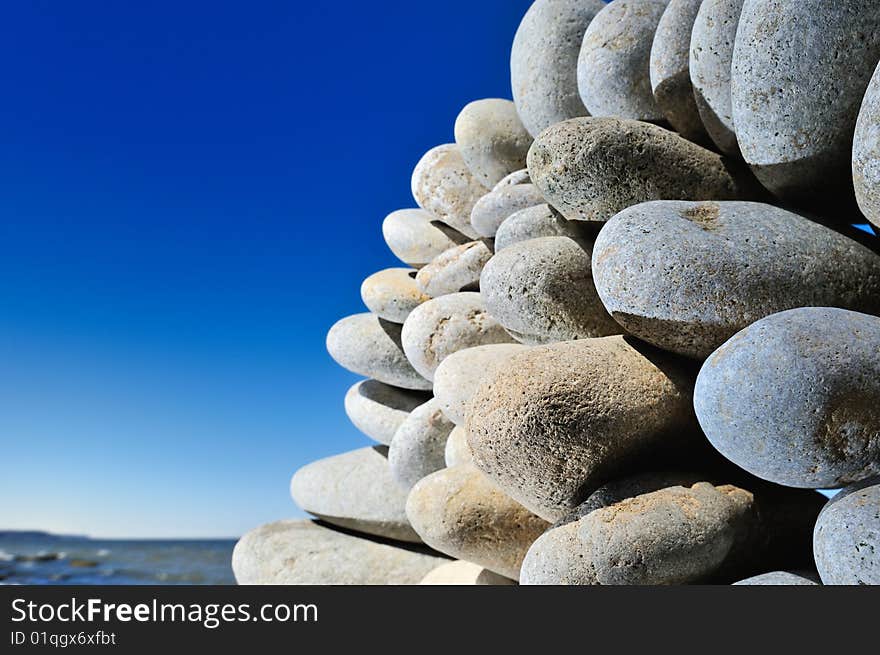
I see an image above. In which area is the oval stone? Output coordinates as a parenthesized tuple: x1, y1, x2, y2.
(401, 292, 514, 381)
(695, 308, 880, 488)
(361, 268, 431, 324)
(578, 0, 668, 122)
(854, 61, 880, 229)
(814, 478, 880, 585)
(494, 204, 593, 252)
(454, 98, 533, 188)
(411, 144, 487, 239)
(466, 336, 700, 521)
(432, 343, 528, 425)
(650, 0, 709, 143)
(290, 446, 422, 543)
(419, 560, 516, 586)
(233, 520, 448, 585)
(445, 425, 474, 468)
(327, 313, 432, 390)
(733, 571, 820, 586)
(388, 399, 454, 491)
(480, 236, 621, 345)
(689, 0, 744, 157)
(382, 208, 470, 268)
(344, 380, 431, 446)
(415, 240, 493, 298)
(731, 0, 880, 203)
(528, 117, 756, 223)
(511, 0, 606, 137)
(592, 201, 880, 359)
(405, 465, 550, 580)
(470, 170, 545, 238)
(521, 483, 757, 585)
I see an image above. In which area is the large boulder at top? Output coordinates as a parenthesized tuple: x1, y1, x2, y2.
(591, 200, 880, 359)
(511, 0, 606, 137)
(695, 308, 880, 489)
(650, 0, 709, 143)
(731, 0, 880, 204)
(689, 0, 745, 157)
(578, 0, 669, 122)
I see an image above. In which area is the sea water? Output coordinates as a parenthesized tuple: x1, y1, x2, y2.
(0, 532, 236, 585)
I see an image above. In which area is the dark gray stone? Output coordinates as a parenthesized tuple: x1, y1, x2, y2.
(731, 0, 880, 203)
(689, 0, 744, 156)
(814, 478, 880, 585)
(650, 0, 708, 143)
(695, 308, 880, 488)
(854, 61, 880, 230)
(592, 201, 880, 358)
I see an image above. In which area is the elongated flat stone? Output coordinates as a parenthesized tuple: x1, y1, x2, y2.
(344, 379, 431, 445)
(290, 446, 421, 543)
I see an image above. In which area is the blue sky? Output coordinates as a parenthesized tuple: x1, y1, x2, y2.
(0, 0, 534, 538)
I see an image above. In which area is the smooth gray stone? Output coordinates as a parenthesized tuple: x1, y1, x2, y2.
(480, 236, 622, 345)
(650, 0, 709, 143)
(578, 0, 669, 121)
(854, 61, 880, 230)
(528, 117, 756, 223)
(695, 308, 880, 489)
(466, 336, 700, 521)
(361, 267, 431, 324)
(232, 520, 448, 585)
(454, 99, 533, 188)
(344, 379, 431, 446)
(689, 0, 744, 157)
(415, 240, 493, 298)
(419, 560, 516, 586)
(511, 0, 605, 137)
(411, 144, 487, 239)
(592, 201, 880, 358)
(471, 169, 545, 238)
(432, 343, 528, 425)
(814, 478, 880, 585)
(731, 0, 880, 202)
(521, 483, 756, 585)
(382, 208, 470, 268)
(733, 571, 820, 586)
(444, 425, 474, 467)
(326, 313, 432, 391)
(406, 465, 550, 580)
(290, 446, 421, 543)
(401, 292, 515, 382)
(494, 204, 591, 252)
(388, 399, 454, 491)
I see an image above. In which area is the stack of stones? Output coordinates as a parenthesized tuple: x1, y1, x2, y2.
(233, 0, 880, 586)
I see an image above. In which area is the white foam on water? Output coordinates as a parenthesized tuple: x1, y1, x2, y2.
(0, 550, 13, 562)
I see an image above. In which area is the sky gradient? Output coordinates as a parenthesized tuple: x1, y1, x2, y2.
(0, 0, 534, 538)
